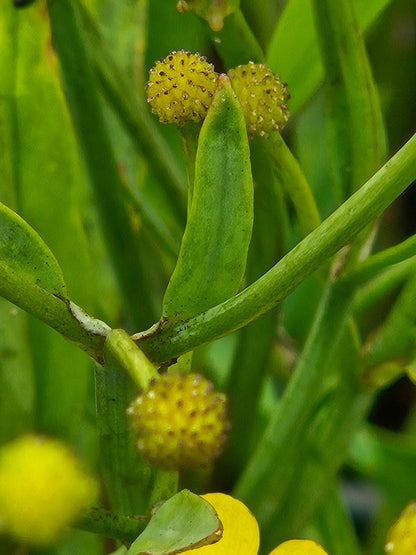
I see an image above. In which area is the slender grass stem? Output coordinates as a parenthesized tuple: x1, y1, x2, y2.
(263, 132, 321, 237)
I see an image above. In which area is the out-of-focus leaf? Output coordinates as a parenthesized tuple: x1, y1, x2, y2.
(0, 4, 100, 438)
(0, 300, 34, 445)
(267, 0, 395, 113)
(127, 490, 222, 555)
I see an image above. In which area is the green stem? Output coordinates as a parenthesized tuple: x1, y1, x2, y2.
(263, 132, 321, 237)
(0, 272, 109, 362)
(353, 256, 416, 315)
(47, 0, 155, 329)
(73, 507, 148, 543)
(344, 234, 416, 285)
(364, 267, 416, 368)
(95, 364, 153, 515)
(136, 132, 416, 363)
(105, 329, 159, 391)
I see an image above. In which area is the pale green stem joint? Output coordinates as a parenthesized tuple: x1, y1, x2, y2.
(105, 329, 159, 390)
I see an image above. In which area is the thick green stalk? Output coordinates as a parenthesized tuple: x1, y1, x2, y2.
(47, 0, 155, 329)
(104, 329, 159, 391)
(95, 363, 153, 515)
(136, 132, 416, 363)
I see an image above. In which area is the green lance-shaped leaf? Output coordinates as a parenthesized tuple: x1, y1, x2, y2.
(127, 490, 222, 555)
(0, 202, 67, 299)
(0, 202, 109, 361)
(162, 75, 253, 321)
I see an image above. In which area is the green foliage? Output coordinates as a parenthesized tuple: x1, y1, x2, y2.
(1, 0, 416, 554)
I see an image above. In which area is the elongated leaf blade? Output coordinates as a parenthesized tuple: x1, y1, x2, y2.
(0, 202, 66, 299)
(162, 75, 253, 320)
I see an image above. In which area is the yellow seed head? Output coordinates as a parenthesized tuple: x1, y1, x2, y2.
(228, 62, 290, 138)
(0, 435, 97, 545)
(385, 501, 416, 554)
(146, 50, 218, 126)
(127, 372, 229, 471)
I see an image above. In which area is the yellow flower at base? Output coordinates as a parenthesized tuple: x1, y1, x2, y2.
(385, 501, 416, 554)
(0, 435, 98, 546)
(187, 493, 328, 555)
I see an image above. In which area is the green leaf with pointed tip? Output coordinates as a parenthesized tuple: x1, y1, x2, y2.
(127, 490, 222, 555)
(0, 201, 67, 300)
(162, 75, 253, 321)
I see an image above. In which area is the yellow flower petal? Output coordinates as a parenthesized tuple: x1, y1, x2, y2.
(269, 539, 329, 555)
(385, 501, 416, 554)
(189, 493, 259, 554)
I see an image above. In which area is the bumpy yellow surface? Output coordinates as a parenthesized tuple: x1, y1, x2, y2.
(127, 373, 229, 471)
(228, 62, 290, 138)
(146, 50, 218, 125)
(385, 501, 416, 554)
(0, 435, 97, 545)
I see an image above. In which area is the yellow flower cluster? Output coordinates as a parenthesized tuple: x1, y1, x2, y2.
(146, 50, 290, 137)
(0, 435, 97, 545)
(127, 372, 229, 471)
(146, 50, 218, 126)
(228, 62, 290, 138)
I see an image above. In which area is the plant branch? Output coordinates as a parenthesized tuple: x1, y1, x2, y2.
(135, 132, 416, 363)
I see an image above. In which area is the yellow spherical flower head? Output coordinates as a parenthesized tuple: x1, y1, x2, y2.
(0, 435, 97, 546)
(228, 62, 290, 138)
(127, 372, 229, 471)
(146, 50, 218, 126)
(385, 501, 416, 554)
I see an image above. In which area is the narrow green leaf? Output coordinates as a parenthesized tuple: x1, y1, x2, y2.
(312, 0, 387, 197)
(162, 75, 253, 320)
(0, 300, 34, 444)
(127, 490, 222, 555)
(0, 203, 109, 362)
(0, 201, 66, 298)
(267, 0, 394, 114)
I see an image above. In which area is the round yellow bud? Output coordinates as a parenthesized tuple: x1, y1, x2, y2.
(0, 435, 97, 545)
(385, 501, 416, 554)
(228, 62, 290, 138)
(146, 50, 218, 126)
(127, 372, 229, 471)
(269, 539, 329, 554)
